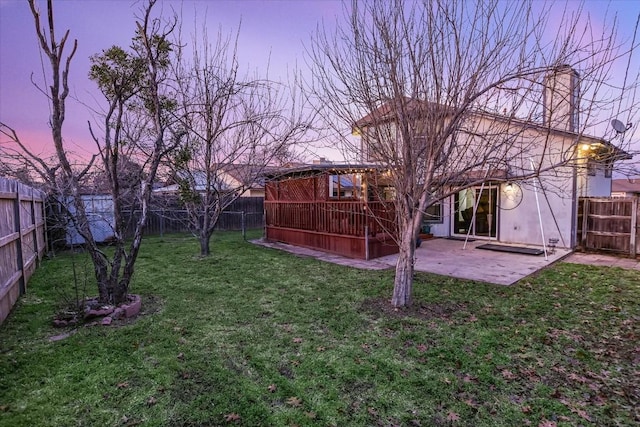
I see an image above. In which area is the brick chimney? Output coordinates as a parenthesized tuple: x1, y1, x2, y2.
(543, 65, 580, 132)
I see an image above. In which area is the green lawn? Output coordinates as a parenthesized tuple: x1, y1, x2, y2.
(1, 232, 638, 426)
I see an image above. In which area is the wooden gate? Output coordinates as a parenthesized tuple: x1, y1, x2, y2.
(577, 197, 639, 257)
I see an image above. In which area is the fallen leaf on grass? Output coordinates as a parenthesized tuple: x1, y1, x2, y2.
(416, 344, 428, 353)
(119, 415, 142, 426)
(267, 384, 277, 393)
(367, 407, 378, 416)
(117, 382, 129, 389)
(446, 411, 460, 422)
(573, 408, 592, 421)
(316, 346, 326, 352)
(567, 372, 588, 383)
(521, 405, 532, 414)
(0, 405, 9, 412)
(225, 412, 241, 423)
(305, 411, 316, 419)
(501, 369, 516, 380)
(286, 396, 302, 407)
(538, 420, 557, 427)
(177, 352, 184, 360)
(462, 374, 478, 383)
(292, 337, 303, 343)
(146, 396, 157, 406)
(463, 399, 479, 408)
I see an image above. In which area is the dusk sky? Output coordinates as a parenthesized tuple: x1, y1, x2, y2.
(1, 0, 639, 165)
(0, 0, 344, 160)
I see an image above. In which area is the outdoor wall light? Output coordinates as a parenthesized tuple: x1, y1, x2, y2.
(505, 182, 513, 192)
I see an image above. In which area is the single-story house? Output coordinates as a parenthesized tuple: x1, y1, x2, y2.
(611, 178, 640, 198)
(154, 164, 273, 198)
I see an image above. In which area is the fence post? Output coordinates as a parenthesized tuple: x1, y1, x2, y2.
(631, 197, 638, 258)
(580, 198, 588, 250)
(29, 187, 40, 267)
(242, 211, 246, 241)
(13, 183, 25, 295)
(42, 193, 49, 259)
(160, 209, 165, 238)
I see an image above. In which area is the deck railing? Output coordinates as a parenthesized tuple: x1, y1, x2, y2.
(265, 200, 397, 237)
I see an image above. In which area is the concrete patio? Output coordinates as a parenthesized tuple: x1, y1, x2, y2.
(379, 238, 572, 285)
(254, 237, 574, 285)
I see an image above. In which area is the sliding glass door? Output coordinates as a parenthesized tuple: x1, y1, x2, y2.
(453, 185, 497, 238)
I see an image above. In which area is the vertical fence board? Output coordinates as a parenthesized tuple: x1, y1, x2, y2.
(632, 198, 638, 257)
(0, 178, 46, 325)
(578, 197, 638, 257)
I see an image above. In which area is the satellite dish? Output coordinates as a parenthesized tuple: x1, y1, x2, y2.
(611, 119, 632, 133)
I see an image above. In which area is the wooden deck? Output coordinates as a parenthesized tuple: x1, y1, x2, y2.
(265, 200, 398, 259)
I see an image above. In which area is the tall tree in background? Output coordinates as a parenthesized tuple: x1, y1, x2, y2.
(0, 0, 180, 305)
(310, 0, 639, 307)
(168, 25, 311, 256)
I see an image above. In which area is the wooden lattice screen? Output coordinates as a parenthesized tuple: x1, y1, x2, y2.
(275, 177, 317, 201)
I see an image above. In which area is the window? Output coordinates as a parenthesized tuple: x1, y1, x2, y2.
(422, 202, 442, 224)
(329, 174, 362, 199)
(586, 158, 597, 176)
(604, 160, 613, 178)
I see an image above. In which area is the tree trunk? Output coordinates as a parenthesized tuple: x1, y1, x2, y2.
(391, 224, 416, 307)
(112, 278, 129, 305)
(94, 259, 110, 303)
(199, 234, 210, 256)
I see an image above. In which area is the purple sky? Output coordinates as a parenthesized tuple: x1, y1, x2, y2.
(1, 0, 639, 165)
(0, 0, 343, 160)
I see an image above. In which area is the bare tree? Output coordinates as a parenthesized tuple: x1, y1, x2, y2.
(166, 24, 311, 256)
(309, 0, 639, 307)
(0, 0, 180, 305)
(85, 0, 183, 304)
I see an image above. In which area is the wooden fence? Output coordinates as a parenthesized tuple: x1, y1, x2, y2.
(126, 197, 265, 237)
(0, 178, 46, 325)
(577, 197, 639, 257)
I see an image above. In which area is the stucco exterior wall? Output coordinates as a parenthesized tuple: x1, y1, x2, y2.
(497, 175, 575, 249)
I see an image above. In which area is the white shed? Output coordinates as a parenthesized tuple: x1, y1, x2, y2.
(64, 195, 115, 245)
